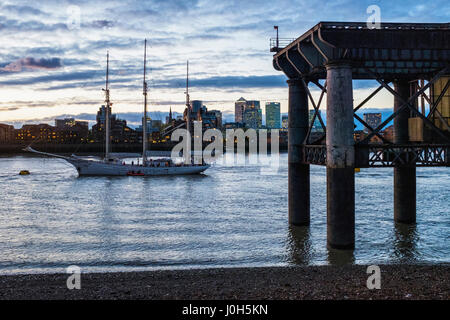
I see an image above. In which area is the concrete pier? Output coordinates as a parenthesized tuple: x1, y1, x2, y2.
(393, 80, 416, 224)
(287, 79, 310, 225)
(325, 62, 355, 249)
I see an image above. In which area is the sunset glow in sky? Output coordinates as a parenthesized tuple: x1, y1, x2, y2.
(0, 0, 448, 126)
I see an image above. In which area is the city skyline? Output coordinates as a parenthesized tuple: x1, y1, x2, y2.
(1, 0, 448, 124)
(1, 98, 401, 131)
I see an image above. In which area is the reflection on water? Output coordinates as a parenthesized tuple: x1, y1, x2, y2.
(327, 248, 356, 265)
(0, 154, 448, 274)
(286, 226, 312, 265)
(392, 223, 419, 262)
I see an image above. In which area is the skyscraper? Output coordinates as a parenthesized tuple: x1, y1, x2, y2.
(200, 109, 222, 129)
(265, 102, 281, 129)
(281, 115, 288, 130)
(363, 113, 382, 133)
(308, 110, 324, 132)
(243, 100, 262, 129)
(235, 97, 246, 123)
(234, 98, 262, 128)
(191, 100, 203, 113)
(92, 105, 135, 143)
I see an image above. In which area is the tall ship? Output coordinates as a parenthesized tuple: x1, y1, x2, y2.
(26, 40, 209, 176)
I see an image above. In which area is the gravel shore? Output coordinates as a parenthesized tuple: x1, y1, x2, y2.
(0, 264, 448, 300)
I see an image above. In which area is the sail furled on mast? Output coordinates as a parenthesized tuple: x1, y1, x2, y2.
(184, 60, 192, 164)
(103, 51, 111, 159)
(185, 60, 191, 136)
(185, 60, 190, 109)
(142, 39, 148, 165)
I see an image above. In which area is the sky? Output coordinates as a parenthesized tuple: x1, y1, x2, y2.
(0, 0, 449, 127)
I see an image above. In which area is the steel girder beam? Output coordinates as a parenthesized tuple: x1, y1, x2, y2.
(353, 113, 392, 144)
(351, 83, 389, 144)
(275, 47, 327, 145)
(360, 66, 450, 144)
(274, 55, 298, 79)
(428, 78, 450, 122)
(353, 85, 384, 113)
(297, 41, 324, 70)
(304, 81, 327, 144)
(274, 46, 311, 79)
(350, 72, 449, 145)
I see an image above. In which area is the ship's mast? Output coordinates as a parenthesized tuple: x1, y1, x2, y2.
(185, 60, 191, 163)
(142, 39, 148, 165)
(185, 61, 191, 135)
(103, 51, 111, 159)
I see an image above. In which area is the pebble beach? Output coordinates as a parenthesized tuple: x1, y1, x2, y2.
(0, 264, 448, 300)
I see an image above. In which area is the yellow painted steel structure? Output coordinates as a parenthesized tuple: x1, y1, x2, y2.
(408, 117, 424, 142)
(432, 76, 450, 131)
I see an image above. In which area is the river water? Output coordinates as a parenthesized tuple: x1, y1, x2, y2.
(0, 153, 448, 274)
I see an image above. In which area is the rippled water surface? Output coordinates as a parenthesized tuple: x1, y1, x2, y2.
(0, 154, 448, 274)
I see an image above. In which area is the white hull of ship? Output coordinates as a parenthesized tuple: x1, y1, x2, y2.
(66, 158, 209, 176)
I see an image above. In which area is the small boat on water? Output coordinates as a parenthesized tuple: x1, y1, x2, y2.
(26, 40, 209, 176)
(127, 171, 145, 176)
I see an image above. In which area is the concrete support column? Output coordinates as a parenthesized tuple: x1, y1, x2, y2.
(326, 62, 355, 249)
(393, 80, 416, 224)
(287, 78, 310, 226)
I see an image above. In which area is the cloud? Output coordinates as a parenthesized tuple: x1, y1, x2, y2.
(156, 75, 288, 89)
(1, 4, 46, 16)
(184, 34, 229, 41)
(0, 100, 57, 108)
(25, 47, 66, 56)
(87, 20, 115, 29)
(113, 8, 159, 18)
(0, 67, 289, 91)
(0, 98, 113, 116)
(0, 57, 63, 72)
(0, 69, 101, 85)
(0, 17, 68, 32)
(353, 80, 380, 90)
(0, 106, 20, 111)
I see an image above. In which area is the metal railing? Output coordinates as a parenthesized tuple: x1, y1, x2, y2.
(319, 22, 450, 30)
(367, 144, 449, 167)
(270, 38, 295, 52)
(303, 145, 326, 165)
(302, 144, 449, 167)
